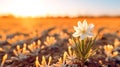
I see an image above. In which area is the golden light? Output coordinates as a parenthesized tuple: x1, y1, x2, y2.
(1, 54, 8, 67)
(35, 56, 40, 67)
(4, 0, 49, 17)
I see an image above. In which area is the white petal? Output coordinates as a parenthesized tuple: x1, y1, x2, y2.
(73, 26, 79, 31)
(77, 21, 84, 30)
(72, 32, 81, 37)
(78, 21, 82, 27)
(83, 20, 88, 30)
(86, 32, 94, 37)
(80, 34, 87, 40)
(88, 24, 94, 31)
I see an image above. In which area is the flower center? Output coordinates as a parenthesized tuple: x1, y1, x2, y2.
(82, 30, 86, 34)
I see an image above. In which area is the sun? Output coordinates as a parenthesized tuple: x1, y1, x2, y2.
(6, 0, 48, 17)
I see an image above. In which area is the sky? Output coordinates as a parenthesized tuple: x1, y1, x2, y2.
(0, 0, 120, 17)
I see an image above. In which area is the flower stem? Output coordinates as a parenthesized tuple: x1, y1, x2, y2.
(82, 40, 84, 54)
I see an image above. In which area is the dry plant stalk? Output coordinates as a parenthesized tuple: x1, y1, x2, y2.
(44, 36, 56, 46)
(104, 44, 118, 61)
(35, 56, 52, 67)
(35, 56, 40, 67)
(1, 54, 8, 67)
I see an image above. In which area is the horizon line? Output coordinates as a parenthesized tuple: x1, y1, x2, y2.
(0, 13, 120, 18)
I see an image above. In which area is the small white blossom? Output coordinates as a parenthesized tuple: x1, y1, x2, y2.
(73, 20, 94, 40)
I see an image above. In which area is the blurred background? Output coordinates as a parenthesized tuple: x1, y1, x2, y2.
(0, 0, 120, 33)
(0, 1, 120, 67)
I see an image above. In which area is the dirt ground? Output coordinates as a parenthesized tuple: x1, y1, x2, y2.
(0, 17, 120, 67)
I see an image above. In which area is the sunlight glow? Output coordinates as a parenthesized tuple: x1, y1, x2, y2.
(0, 0, 120, 17)
(3, 0, 48, 17)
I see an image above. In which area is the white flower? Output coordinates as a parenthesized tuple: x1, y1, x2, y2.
(72, 20, 94, 40)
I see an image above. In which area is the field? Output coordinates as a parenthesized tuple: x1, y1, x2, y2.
(0, 17, 120, 32)
(0, 17, 120, 67)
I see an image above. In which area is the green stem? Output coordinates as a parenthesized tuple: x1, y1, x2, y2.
(82, 40, 84, 56)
